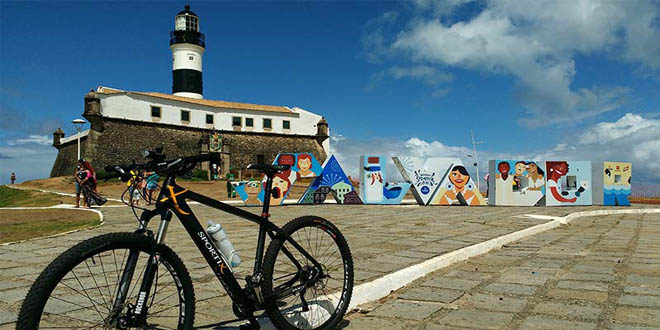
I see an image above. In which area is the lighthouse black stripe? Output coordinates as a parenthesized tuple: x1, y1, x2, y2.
(172, 69, 203, 95)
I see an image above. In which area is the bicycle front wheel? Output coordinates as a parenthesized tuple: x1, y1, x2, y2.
(16, 232, 195, 329)
(262, 216, 354, 330)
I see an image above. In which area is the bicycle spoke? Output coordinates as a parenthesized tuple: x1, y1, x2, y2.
(83, 259, 110, 312)
(69, 269, 106, 321)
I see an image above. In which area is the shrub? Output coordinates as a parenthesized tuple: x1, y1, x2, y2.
(192, 169, 209, 181)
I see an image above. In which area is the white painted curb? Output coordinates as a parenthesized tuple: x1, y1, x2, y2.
(8, 185, 123, 203)
(0, 206, 105, 246)
(348, 208, 660, 309)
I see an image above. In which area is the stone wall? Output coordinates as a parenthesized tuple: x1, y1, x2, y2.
(50, 136, 89, 177)
(51, 118, 327, 177)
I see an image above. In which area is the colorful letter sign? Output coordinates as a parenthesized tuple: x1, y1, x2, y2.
(299, 155, 362, 204)
(359, 155, 411, 205)
(392, 157, 451, 205)
(545, 161, 592, 206)
(234, 153, 322, 206)
(430, 159, 485, 206)
(592, 161, 631, 206)
(488, 160, 546, 206)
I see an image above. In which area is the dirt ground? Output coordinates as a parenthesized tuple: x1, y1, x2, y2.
(17, 176, 406, 203)
(629, 197, 660, 205)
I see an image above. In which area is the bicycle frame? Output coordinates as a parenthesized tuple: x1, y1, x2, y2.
(115, 172, 324, 325)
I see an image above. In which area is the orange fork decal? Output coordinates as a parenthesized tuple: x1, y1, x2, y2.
(160, 186, 190, 215)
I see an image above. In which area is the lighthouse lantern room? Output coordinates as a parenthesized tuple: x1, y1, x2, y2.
(170, 4, 205, 99)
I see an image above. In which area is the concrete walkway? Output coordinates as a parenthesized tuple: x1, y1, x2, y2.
(0, 204, 655, 328)
(346, 212, 660, 329)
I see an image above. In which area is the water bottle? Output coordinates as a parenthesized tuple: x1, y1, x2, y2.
(206, 221, 241, 268)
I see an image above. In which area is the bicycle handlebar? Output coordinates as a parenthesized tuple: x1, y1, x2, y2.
(104, 152, 221, 181)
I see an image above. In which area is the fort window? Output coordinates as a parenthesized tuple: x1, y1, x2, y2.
(283, 120, 290, 130)
(263, 118, 272, 129)
(232, 116, 242, 127)
(614, 174, 622, 183)
(151, 106, 161, 118)
(205, 114, 213, 124)
(245, 118, 254, 127)
(181, 110, 190, 122)
(257, 154, 265, 164)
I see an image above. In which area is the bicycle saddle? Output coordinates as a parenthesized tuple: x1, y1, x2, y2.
(247, 163, 291, 176)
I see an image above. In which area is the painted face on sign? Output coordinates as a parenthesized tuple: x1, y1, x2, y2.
(271, 174, 291, 204)
(245, 181, 261, 195)
(549, 162, 569, 181)
(277, 154, 295, 166)
(515, 162, 526, 176)
(528, 163, 538, 175)
(449, 169, 469, 190)
(498, 162, 510, 180)
(296, 154, 314, 177)
(298, 157, 311, 170)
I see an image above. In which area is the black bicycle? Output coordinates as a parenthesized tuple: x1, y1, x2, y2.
(17, 150, 354, 329)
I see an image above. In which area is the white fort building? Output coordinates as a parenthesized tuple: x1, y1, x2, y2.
(51, 5, 329, 177)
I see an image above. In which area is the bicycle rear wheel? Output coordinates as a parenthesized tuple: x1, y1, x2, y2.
(262, 216, 353, 330)
(16, 232, 195, 329)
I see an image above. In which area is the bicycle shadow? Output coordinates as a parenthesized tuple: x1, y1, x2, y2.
(195, 317, 350, 329)
(194, 310, 351, 329)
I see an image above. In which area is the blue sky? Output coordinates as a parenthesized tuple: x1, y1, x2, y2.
(1, 1, 659, 186)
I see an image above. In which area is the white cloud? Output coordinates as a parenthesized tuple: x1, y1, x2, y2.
(388, 66, 454, 85)
(367, 0, 660, 126)
(331, 113, 660, 185)
(532, 113, 660, 182)
(577, 113, 659, 144)
(6, 135, 52, 146)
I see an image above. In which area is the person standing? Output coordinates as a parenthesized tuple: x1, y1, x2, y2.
(144, 171, 160, 204)
(483, 173, 490, 198)
(78, 159, 106, 207)
(74, 165, 87, 208)
(10, 172, 16, 184)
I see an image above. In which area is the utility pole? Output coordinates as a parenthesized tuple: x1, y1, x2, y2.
(470, 129, 484, 191)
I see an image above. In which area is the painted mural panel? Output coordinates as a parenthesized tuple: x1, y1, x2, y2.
(545, 161, 592, 206)
(489, 160, 546, 206)
(298, 155, 363, 204)
(234, 153, 322, 206)
(360, 155, 411, 204)
(430, 159, 486, 206)
(392, 157, 451, 205)
(604, 162, 631, 206)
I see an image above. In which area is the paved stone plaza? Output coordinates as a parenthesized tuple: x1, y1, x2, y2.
(0, 204, 657, 329)
(347, 212, 660, 329)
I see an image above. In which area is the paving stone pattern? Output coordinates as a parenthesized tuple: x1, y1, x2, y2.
(0, 203, 609, 328)
(347, 212, 660, 329)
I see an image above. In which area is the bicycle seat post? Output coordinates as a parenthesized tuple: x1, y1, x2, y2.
(260, 174, 274, 218)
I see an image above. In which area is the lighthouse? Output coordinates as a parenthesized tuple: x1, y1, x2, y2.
(170, 5, 205, 99)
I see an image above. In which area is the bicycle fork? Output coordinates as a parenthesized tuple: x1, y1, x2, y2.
(111, 210, 173, 328)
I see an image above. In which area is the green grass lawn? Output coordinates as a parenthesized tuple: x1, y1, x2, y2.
(0, 186, 75, 207)
(0, 209, 101, 243)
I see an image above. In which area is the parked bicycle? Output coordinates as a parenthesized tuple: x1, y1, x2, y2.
(17, 150, 354, 329)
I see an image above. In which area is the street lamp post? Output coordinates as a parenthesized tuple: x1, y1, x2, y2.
(72, 119, 86, 160)
(469, 129, 484, 191)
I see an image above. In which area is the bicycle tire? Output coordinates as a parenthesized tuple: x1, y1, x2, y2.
(262, 216, 353, 330)
(16, 232, 195, 329)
